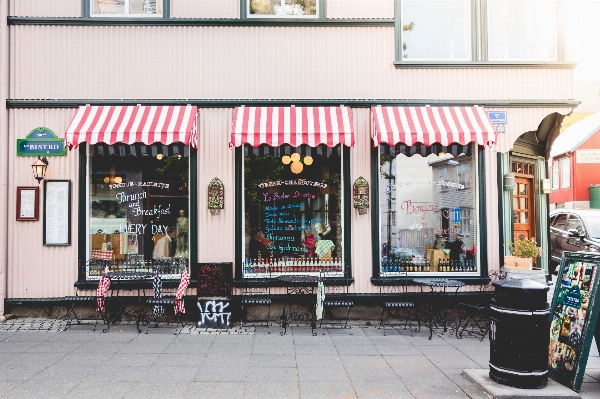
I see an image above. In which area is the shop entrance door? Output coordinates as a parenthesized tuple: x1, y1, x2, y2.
(513, 176, 535, 240)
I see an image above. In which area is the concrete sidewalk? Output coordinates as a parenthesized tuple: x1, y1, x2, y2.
(0, 319, 599, 399)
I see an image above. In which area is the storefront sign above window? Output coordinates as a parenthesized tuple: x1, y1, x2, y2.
(17, 127, 66, 157)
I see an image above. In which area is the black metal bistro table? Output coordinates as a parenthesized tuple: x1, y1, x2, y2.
(103, 271, 153, 333)
(277, 275, 320, 336)
(413, 278, 465, 340)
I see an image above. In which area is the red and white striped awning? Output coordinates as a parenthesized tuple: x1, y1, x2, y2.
(65, 105, 198, 149)
(229, 106, 354, 148)
(371, 106, 497, 148)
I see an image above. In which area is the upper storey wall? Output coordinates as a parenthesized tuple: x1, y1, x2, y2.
(8, 0, 394, 19)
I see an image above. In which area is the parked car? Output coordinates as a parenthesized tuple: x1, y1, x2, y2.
(549, 208, 600, 274)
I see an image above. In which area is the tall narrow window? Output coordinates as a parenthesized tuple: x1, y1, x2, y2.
(401, 0, 471, 60)
(561, 158, 571, 188)
(487, 0, 557, 61)
(90, 0, 164, 17)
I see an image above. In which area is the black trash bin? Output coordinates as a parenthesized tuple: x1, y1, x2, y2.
(489, 279, 550, 389)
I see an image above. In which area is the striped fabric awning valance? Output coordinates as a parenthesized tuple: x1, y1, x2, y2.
(371, 106, 497, 148)
(229, 106, 354, 148)
(65, 105, 198, 149)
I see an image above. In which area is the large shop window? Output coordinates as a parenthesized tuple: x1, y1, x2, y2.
(231, 106, 354, 276)
(90, 0, 164, 17)
(371, 106, 497, 276)
(65, 105, 198, 279)
(245, 0, 320, 18)
(89, 143, 190, 271)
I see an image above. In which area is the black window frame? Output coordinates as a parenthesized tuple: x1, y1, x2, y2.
(370, 144, 489, 285)
(233, 145, 352, 281)
(76, 142, 198, 287)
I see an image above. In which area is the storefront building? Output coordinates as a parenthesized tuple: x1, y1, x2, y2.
(0, 0, 579, 317)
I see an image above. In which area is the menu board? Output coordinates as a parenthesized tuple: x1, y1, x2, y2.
(548, 251, 600, 391)
(43, 180, 71, 246)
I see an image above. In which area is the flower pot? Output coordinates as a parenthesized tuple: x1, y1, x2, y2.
(504, 256, 532, 270)
(357, 207, 368, 215)
(209, 208, 220, 215)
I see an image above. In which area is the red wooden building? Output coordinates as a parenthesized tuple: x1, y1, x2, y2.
(550, 112, 600, 209)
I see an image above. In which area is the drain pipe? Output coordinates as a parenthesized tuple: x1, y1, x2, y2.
(0, 0, 9, 321)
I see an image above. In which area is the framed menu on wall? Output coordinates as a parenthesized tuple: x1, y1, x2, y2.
(16, 186, 39, 221)
(548, 251, 600, 391)
(43, 180, 71, 246)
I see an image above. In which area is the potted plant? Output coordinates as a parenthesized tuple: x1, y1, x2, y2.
(505, 237, 541, 270)
(208, 198, 223, 215)
(355, 177, 368, 195)
(354, 198, 369, 215)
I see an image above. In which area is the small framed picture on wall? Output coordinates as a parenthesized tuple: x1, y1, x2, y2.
(16, 186, 39, 221)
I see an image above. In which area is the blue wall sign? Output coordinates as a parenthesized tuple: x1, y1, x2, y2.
(453, 207, 461, 223)
(487, 111, 507, 124)
(17, 127, 66, 156)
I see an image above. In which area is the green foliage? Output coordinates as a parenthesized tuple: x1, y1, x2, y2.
(355, 177, 368, 186)
(354, 198, 369, 207)
(509, 237, 541, 263)
(208, 198, 222, 208)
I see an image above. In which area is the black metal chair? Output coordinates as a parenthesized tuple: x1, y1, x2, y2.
(240, 270, 272, 331)
(145, 261, 188, 335)
(456, 270, 504, 341)
(318, 270, 354, 334)
(62, 259, 112, 332)
(379, 272, 419, 336)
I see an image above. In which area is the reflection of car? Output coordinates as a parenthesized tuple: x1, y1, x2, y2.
(549, 209, 600, 274)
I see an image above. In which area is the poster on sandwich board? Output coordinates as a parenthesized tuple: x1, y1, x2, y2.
(548, 251, 600, 391)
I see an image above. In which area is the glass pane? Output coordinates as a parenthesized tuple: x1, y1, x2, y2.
(401, 0, 471, 60)
(250, 0, 317, 17)
(92, 0, 162, 16)
(244, 145, 342, 274)
(488, 0, 557, 60)
(513, 211, 519, 224)
(379, 146, 478, 274)
(521, 212, 529, 224)
(89, 144, 189, 274)
(520, 184, 528, 195)
(512, 197, 518, 209)
(519, 198, 528, 210)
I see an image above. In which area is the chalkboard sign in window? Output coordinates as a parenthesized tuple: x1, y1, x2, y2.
(88, 143, 189, 274)
(549, 251, 600, 391)
(243, 144, 343, 274)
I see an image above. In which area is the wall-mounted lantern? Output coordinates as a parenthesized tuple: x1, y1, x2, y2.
(208, 178, 224, 215)
(504, 173, 516, 191)
(31, 156, 49, 184)
(541, 178, 551, 194)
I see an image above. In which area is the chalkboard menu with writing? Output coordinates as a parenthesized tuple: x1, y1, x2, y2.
(44, 180, 71, 246)
(548, 251, 600, 391)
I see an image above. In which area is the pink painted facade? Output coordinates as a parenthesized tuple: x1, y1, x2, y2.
(0, 1, 578, 314)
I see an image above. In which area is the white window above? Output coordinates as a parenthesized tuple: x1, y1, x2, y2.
(91, 0, 163, 17)
(246, 0, 320, 18)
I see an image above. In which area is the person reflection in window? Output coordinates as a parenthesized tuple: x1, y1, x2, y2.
(249, 228, 272, 260)
(153, 227, 177, 259)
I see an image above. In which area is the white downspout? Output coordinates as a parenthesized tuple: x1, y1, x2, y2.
(0, 0, 9, 321)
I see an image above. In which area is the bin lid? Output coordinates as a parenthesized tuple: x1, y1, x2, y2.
(493, 278, 548, 291)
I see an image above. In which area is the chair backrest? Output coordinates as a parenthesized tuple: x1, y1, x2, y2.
(319, 270, 350, 296)
(241, 270, 271, 297)
(481, 270, 504, 293)
(379, 271, 411, 296)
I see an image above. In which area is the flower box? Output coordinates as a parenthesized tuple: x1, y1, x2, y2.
(503, 256, 532, 270)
